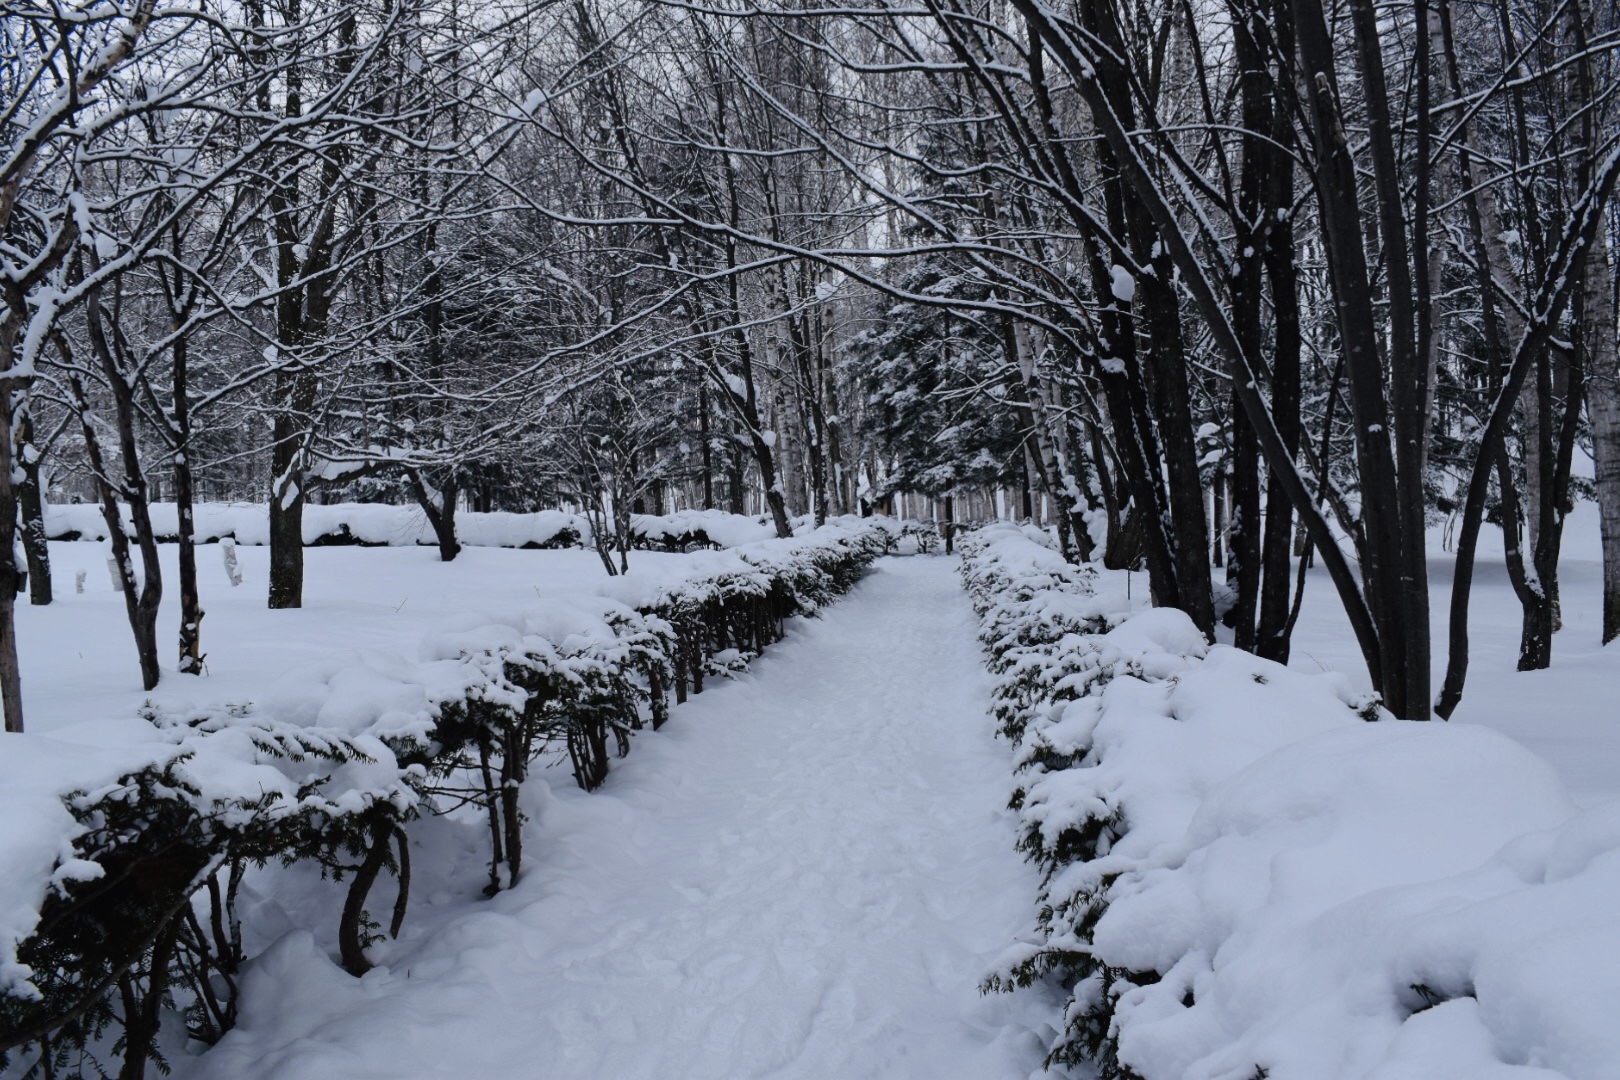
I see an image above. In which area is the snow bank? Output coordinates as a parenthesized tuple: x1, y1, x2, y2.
(960, 525, 1620, 1079)
(42, 502, 587, 549)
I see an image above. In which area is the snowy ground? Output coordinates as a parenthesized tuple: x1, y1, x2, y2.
(10, 508, 1620, 1078)
(167, 556, 1053, 1080)
(16, 544, 692, 736)
(1282, 503, 1620, 806)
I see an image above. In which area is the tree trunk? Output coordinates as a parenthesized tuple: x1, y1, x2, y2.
(699, 382, 715, 510)
(1229, 406, 1262, 645)
(82, 285, 164, 691)
(70, 365, 162, 692)
(268, 370, 316, 609)
(173, 336, 203, 674)
(339, 817, 396, 977)
(1231, 0, 1303, 664)
(1589, 228, 1620, 643)
(1290, 0, 1425, 716)
(408, 468, 462, 562)
(0, 392, 21, 732)
(16, 408, 51, 606)
(1076, 0, 1214, 637)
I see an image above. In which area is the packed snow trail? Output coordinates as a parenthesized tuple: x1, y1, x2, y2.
(186, 557, 1052, 1080)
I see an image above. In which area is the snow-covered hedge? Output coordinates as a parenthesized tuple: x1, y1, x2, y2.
(0, 522, 886, 1076)
(43, 502, 588, 549)
(45, 501, 874, 555)
(961, 524, 1620, 1079)
(628, 509, 780, 550)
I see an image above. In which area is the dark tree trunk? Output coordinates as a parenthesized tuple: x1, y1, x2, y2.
(1256, 121, 1302, 662)
(1143, 263, 1217, 636)
(71, 366, 162, 692)
(716, 326, 792, 539)
(339, 817, 396, 977)
(1229, 0, 1303, 664)
(1227, 0, 1270, 650)
(1020, 445, 1035, 520)
(408, 468, 462, 562)
(0, 398, 21, 732)
(783, 304, 831, 527)
(268, 370, 316, 609)
(1291, 0, 1426, 715)
(1068, 0, 1213, 636)
(699, 382, 715, 510)
(16, 409, 51, 606)
(500, 729, 525, 884)
(1519, 337, 1583, 669)
(81, 287, 164, 692)
(1228, 409, 1262, 645)
(173, 336, 204, 675)
(727, 447, 746, 516)
(1588, 228, 1620, 643)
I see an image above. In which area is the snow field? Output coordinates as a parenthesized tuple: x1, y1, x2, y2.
(179, 556, 1053, 1080)
(961, 523, 1620, 1080)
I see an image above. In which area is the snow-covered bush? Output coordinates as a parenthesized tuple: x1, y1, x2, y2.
(43, 502, 588, 550)
(0, 704, 423, 1075)
(963, 526, 1620, 1080)
(900, 520, 942, 554)
(960, 524, 1115, 741)
(611, 522, 888, 703)
(627, 509, 779, 551)
(960, 525, 1377, 1074)
(1, 522, 886, 1078)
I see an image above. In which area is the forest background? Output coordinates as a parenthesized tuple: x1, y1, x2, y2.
(5, 0, 1620, 733)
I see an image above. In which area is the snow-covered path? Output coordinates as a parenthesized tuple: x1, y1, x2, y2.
(187, 557, 1050, 1080)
